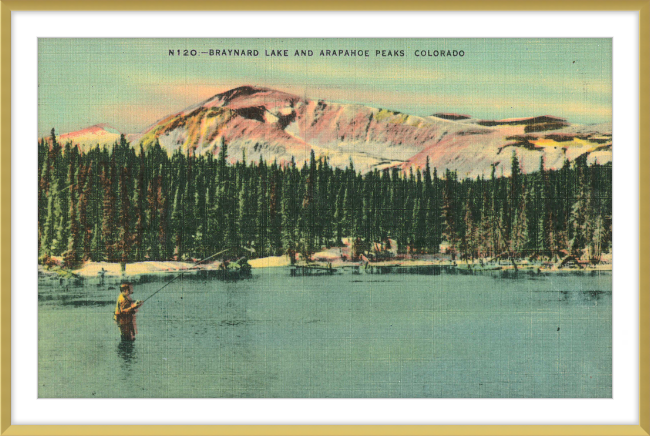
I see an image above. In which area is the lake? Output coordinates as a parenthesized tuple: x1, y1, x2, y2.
(38, 268, 612, 398)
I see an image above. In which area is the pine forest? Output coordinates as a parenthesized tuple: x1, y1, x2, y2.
(37, 130, 612, 269)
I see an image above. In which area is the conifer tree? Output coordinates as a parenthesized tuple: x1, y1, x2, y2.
(171, 186, 184, 260)
(40, 177, 58, 261)
(281, 159, 298, 263)
(411, 197, 425, 253)
(117, 165, 132, 270)
(54, 144, 75, 255)
(599, 165, 613, 255)
(90, 223, 101, 261)
(146, 171, 160, 260)
(401, 169, 416, 253)
(256, 163, 270, 257)
(479, 187, 493, 258)
(569, 157, 590, 258)
(302, 150, 318, 255)
(342, 183, 355, 241)
(430, 167, 442, 253)
(556, 159, 571, 253)
(183, 152, 196, 256)
(238, 177, 253, 250)
(38, 141, 51, 252)
(462, 193, 477, 261)
(101, 159, 116, 262)
(512, 189, 529, 257)
(78, 165, 93, 261)
(333, 182, 345, 246)
(268, 163, 283, 254)
(63, 165, 82, 269)
(193, 166, 209, 260)
(157, 169, 169, 260)
(132, 146, 146, 261)
(442, 169, 459, 259)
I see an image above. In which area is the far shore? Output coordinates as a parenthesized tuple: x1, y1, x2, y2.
(38, 251, 612, 286)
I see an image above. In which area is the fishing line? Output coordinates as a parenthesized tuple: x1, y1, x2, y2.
(139, 248, 230, 305)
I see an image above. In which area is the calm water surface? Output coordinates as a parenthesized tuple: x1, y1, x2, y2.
(38, 269, 612, 398)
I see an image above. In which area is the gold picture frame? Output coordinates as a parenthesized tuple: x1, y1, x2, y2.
(1, 1, 648, 435)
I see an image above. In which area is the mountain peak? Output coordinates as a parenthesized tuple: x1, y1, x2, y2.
(52, 123, 122, 150)
(199, 85, 303, 111)
(51, 86, 610, 178)
(59, 123, 121, 139)
(214, 85, 273, 104)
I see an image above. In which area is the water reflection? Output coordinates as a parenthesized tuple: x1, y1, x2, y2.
(39, 272, 613, 398)
(116, 340, 137, 374)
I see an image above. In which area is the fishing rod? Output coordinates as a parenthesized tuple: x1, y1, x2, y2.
(139, 248, 230, 305)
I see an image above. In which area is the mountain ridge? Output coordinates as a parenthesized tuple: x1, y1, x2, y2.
(49, 85, 612, 177)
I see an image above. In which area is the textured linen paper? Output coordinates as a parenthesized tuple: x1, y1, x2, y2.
(36, 37, 613, 400)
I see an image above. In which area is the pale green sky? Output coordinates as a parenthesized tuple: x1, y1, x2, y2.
(38, 38, 612, 136)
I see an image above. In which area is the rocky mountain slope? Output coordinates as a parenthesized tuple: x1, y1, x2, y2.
(53, 85, 612, 177)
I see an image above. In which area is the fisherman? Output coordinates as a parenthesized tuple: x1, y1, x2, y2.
(114, 282, 142, 341)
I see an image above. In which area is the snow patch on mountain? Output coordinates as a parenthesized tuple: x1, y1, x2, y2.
(51, 86, 612, 177)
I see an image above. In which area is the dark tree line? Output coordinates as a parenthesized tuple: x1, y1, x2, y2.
(38, 129, 612, 268)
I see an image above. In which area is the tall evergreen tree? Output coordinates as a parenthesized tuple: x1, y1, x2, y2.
(171, 186, 184, 260)
(40, 176, 58, 261)
(569, 157, 590, 258)
(268, 162, 283, 254)
(478, 186, 493, 258)
(281, 159, 298, 263)
(132, 146, 146, 261)
(78, 165, 93, 261)
(512, 188, 529, 256)
(117, 165, 132, 270)
(63, 165, 82, 269)
(442, 169, 459, 259)
(461, 192, 477, 260)
(101, 159, 117, 262)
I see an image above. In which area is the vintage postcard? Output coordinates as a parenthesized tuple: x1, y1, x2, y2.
(37, 38, 612, 398)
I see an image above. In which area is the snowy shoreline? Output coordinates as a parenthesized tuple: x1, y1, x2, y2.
(38, 253, 612, 287)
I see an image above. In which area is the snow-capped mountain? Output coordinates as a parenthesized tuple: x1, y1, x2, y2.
(52, 86, 612, 177)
